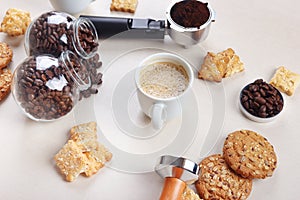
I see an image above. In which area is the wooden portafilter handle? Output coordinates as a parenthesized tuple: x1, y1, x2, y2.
(159, 177, 186, 200)
(155, 155, 200, 200)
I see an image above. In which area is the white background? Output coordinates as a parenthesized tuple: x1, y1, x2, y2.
(0, 0, 300, 199)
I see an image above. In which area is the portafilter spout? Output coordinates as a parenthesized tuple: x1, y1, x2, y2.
(155, 155, 199, 200)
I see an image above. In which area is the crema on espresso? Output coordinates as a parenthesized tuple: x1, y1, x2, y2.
(139, 62, 189, 98)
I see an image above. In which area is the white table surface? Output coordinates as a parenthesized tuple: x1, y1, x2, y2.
(1, 0, 300, 199)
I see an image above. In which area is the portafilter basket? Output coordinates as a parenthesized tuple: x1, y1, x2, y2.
(166, 0, 216, 48)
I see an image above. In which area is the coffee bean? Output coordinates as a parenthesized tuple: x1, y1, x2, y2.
(240, 79, 283, 118)
(258, 112, 268, 118)
(79, 52, 103, 96)
(254, 79, 263, 84)
(34, 79, 44, 86)
(259, 88, 266, 97)
(259, 105, 266, 113)
(254, 97, 266, 105)
(25, 76, 34, 83)
(41, 74, 47, 82)
(241, 95, 248, 103)
(254, 92, 261, 97)
(253, 101, 260, 109)
(243, 101, 249, 110)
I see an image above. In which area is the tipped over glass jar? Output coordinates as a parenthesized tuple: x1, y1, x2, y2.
(23, 11, 103, 105)
(12, 51, 91, 121)
(25, 11, 99, 59)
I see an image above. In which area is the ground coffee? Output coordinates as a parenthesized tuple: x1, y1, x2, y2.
(170, 0, 210, 28)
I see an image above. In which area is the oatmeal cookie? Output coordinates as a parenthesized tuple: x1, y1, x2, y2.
(223, 130, 277, 179)
(195, 154, 252, 200)
(0, 42, 13, 69)
(0, 68, 12, 101)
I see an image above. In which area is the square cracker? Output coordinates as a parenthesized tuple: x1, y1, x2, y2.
(69, 122, 112, 177)
(70, 122, 98, 151)
(54, 140, 87, 182)
(270, 66, 300, 96)
(110, 0, 138, 13)
(70, 121, 97, 137)
(83, 143, 112, 177)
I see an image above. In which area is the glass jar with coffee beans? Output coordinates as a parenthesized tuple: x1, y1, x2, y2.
(25, 11, 99, 59)
(12, 51, 91, 121)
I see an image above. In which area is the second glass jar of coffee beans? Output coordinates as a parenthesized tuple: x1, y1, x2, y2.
(11, 51, 91, 121)
(25, 11, 99, 59)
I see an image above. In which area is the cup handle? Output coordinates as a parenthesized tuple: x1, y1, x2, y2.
(151, 103, 167, 130)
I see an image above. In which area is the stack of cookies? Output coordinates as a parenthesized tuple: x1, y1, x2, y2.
(0, 8, 32, 103)
(195, 130, 277, 200)
(54, 122, 112, 182)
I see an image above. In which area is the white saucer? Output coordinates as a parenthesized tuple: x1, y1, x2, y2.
(74, 34, 226, 173)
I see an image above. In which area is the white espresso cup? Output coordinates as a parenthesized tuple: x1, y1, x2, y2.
(49, 0, 95, 14)
(135, 53, 194, 130)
